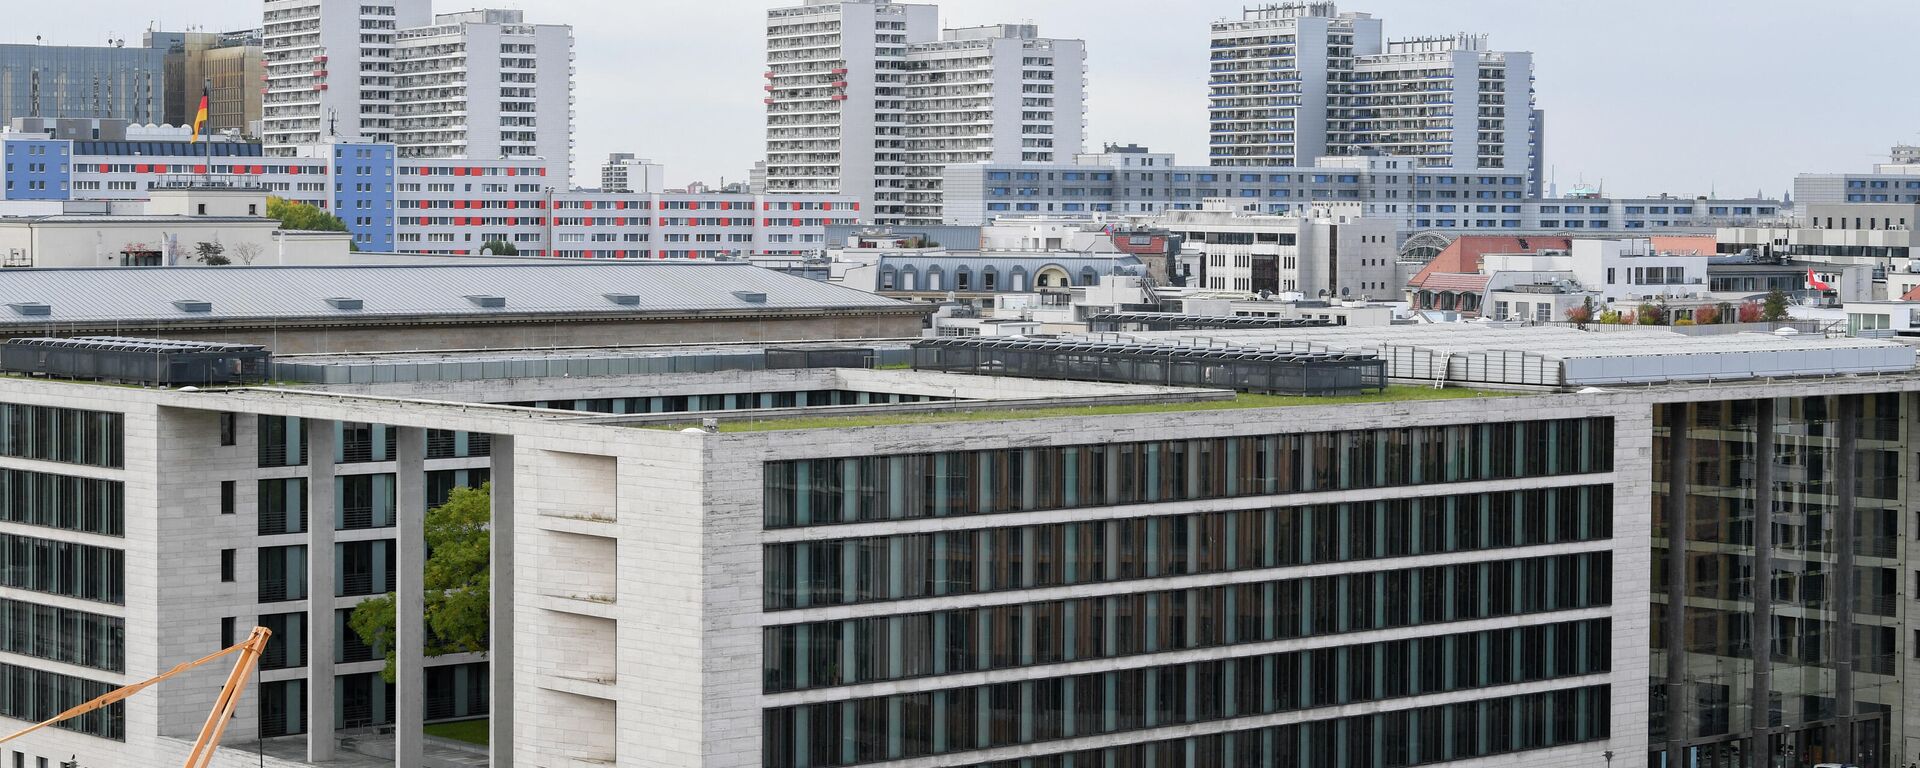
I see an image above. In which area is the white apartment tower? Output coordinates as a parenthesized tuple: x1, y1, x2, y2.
(899, 25, 1087, 224)
(391, 10, 575, 180)
(764, 0, 939, 218)
(765, 1, 1087, 225)
(1344, 34, 1533, 176)
(261, 0, 432, 155)
(1209, 3, 1539, 186)
(1208, 2, 1381, 168)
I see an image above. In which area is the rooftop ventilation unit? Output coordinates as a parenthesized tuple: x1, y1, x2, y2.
(603, 293, 641, 306)
(464, 295, 506, 308)
(732, 291, 768, 304)
(172, 299, 212, 313)
(7, 303, 50, 316)
(324, 297, 363, 310)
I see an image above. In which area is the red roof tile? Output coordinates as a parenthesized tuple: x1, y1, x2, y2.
(1408, 236, 1573, 288)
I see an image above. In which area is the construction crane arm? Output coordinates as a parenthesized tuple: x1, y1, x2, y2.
(0, 626, 271, 768)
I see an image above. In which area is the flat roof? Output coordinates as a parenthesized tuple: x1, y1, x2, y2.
(0, 262, 911, 326)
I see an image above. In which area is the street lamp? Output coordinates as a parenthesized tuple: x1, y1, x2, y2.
(1603, 749, 1614, 767)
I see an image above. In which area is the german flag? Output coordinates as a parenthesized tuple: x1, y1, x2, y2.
(190, 79, 209, 143)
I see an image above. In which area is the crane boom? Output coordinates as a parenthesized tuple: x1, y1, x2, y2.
(0, 626, 272, 768)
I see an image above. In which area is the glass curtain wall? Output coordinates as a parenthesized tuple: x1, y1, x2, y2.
(1651, 394, 1903, 768)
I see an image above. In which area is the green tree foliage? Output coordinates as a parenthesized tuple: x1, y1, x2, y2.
(264, 196, 360, 251)
(194, 241, 229, 266)
(1635, 303, 1662, 326)
(1762, 289, 1790, 322)
(349, 483, 491, 682)
(480, 240, 518, 256)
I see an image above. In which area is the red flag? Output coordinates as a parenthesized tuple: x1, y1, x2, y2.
(1807, 269, 1832, 291)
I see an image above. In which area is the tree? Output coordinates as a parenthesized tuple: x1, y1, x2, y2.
(1737, 300, 1765, 323)
(1692, 304, 1721, 326)
(1761, 289, 1790, 322)
(1565, 296, 1596, 330)
(349, 483, 491, 682)
(265, 196, 349, 233)
(1636, 302, 1662, 326)
(194, 241, 229, 266)
(1597, 310, 1623, 325)
(233, 241, 264, 265)
(480, 240, 518, 256)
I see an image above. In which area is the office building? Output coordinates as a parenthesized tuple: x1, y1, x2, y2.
(0, 42, 165, 125)
(764, 1, 1085, 225)
(1208, 3, 1539, 188)
(600, 153, 664, 194)
(261, 0, 434, 154)
(391, 10, 574, 180)
(1793, 143, 1920, 216)
(4, 317, 1919, 767)
(148, 30, 265, 139)
(1159, 200, 1400, 298)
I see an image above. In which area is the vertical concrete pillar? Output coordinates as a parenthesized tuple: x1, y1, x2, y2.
(306, 420, 337, 763)
(395, 427, 426, 768)
(489, 435, 516, 767)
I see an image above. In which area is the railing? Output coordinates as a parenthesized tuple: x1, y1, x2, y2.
(340, 505, 374, 531)
(341, 571, 373, 597)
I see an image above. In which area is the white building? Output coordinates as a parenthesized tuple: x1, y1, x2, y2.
(391, 10, 574, 180)
(600, 153, 664, 194)
(763, 1, 1087, 225)
(261, 0, 432, 154)
(898, 24, 1086, 225)
(764, 0, 938, 207)
(1208, 3, 1539, 188)
(1157, 200, 1401, 299)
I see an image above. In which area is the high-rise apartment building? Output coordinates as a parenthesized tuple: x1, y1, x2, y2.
(898, 25, 1086, 224)
(391, 10, 574, 180)
(148, 30, 265, 139)
(765, 0, 1085, 225)
(261, 0, 432, 155)
(1209, 3, 1538, 188)
(765, 0, 938, 213)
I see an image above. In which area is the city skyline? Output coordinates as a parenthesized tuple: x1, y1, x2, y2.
(3, 0, 1915, 196)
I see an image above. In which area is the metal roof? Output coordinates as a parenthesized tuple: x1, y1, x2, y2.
(876, 254, 1141, 273)
(1087, 312, 1332, 329)
(0, 262, 908, 325)
(5, 336, 266, 354)
(1127, 324, 1916, 386)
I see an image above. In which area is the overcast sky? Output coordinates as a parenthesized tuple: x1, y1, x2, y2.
(19, 0, 1918, 196)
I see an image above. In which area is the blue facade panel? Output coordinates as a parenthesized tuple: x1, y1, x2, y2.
(331, 144, 397, 251)
(2, 139, 72, 200)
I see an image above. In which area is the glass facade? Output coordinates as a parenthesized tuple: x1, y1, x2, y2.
(766, 551, 1611, 693)
(953, 685, 1611, 768)
(765, 418, 1613, 528)
(0, 403, 123, 468)
(767, 486, 1613, 610)
(0, 597, 123, 673)
(0, 532, 123, 604)
(763, 619, 1611, 767)
(0, 661, 123, 740)
(0, 468, 123, 536)
(1652, 394, 1903, 767)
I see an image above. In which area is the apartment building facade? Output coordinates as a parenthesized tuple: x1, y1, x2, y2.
(391, 10, 574, 180)
(261, 0, 433, 154)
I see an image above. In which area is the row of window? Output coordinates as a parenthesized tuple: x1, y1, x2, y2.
(952, 685, 1611, 768)
(765, 485, 1612, 610)
(765, 552, 1611, 692)
(761, 619, 1611, 767)
(0, 662, 123, 740)
(0, 597, 124, 673)
(763, 418, 1615, 528)
(0, 468, 123, 536)
(258, 416, 491, 468)
(0, 533, 123, 604)
(0, 403, 123, 468)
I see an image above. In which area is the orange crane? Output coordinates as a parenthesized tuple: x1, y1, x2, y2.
(0, 626, 271, 768)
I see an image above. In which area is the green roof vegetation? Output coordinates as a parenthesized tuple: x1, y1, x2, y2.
(424, 718, 488, 745)
(647, 386, 1518, 433)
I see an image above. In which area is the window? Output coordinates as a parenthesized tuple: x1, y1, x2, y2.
(221, 617, 235, 650)
(219, 412, 237, 445)
(221, 481, 235, 515)
(220, 549, 236, 582)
